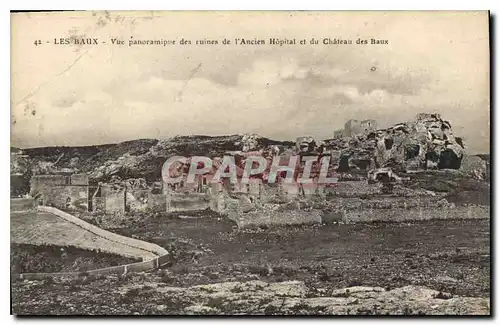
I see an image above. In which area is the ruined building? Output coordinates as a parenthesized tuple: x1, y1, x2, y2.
(333, 130, 344, 139)
(333, 119, 378, 139)
(91, 182, 127, 214)
(30, 174, 89, 210)
(343, 119, 378, 137)
(325, 113, 466, 173)
(91, 177, 169, 215)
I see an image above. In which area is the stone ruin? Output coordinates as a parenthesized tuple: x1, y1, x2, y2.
(241, 133, 260, 152)
(377, 113, 465, 170)
(325, 113, 466, 173)
(237, 114, 465, 178)
(102, 114, 467, 216)
(334, 119, 378, 139)
(344, 119, 378, 137)
(91, 176, 165, 214)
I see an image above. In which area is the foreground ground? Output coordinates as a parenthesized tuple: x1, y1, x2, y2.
(11, 243, 139, 274)
(11, 212, 490, 315)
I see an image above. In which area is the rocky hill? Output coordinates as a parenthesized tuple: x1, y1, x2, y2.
(10, 114, 489, 196)
(11, 135, 295, 186)
(323, 113, 467, 173)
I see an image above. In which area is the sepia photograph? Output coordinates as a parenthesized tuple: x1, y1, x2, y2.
(10, 10, 491, 316)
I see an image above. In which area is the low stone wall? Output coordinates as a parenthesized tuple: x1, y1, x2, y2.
(127, 189, 149, 212)
(342, 205, 489, 223)
(102, 187, 126, 214)
(35, 185, 89, 210)
(168, 193, 209, 212)
(227, 204, 489, 228)
(148, 193, 167, 212)
(208, 192, 242, 215)
(230, 209, 323, 228)
(13, 254, 168, 280)
(92, 197, 104, 212)
(30, 175, 89, 210)
(37, 206, 168, 257)
(259, 184, 282, 203)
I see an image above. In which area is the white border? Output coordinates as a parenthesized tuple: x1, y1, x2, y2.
(3, 1, 497, 324)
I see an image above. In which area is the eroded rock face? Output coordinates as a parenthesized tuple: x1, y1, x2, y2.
(241, 133, 260, 152)
(325, 113, 465, 173)
(379, 114, 465, 171)
(461, 155, 489, 180)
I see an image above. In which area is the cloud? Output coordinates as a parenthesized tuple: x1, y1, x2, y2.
(11, 53, 486, 151)
(11, 11, 489, 153)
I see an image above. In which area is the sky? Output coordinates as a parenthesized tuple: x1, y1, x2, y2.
(11, 11, 490, 153)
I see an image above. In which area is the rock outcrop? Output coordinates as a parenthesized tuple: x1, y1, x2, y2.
(325, 113, 466, 173)
(240, 133, 260, 152)
(120, 280, 490, 315)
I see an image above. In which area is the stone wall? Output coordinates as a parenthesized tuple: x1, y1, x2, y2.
(43, 186, 88, 210)
(13, 254, 170, 279)
(168, 193, 209, 212)
(361, 119, 377, 133)
(325, 113, 466, 172)
(127, 189, 149, 212)
(92, 197, 104, 212)
(70, 174, 89, 186)
(31, 175, 68, 188)
(226, 202, 488, 228)
(101, 185, 126, 214)
(30, 174, 89, 210)
(229, 208, 323, 228)
(226, 179, 263, 197)
(343, 119, 377, 137)
(281, 183, 325, 198)
(31, 174, 89, 187)
(333, 129, 344, 139)
(93, 184, 167, 214)
(208, 192, 239, 214)
(259, 184, 281, 203)
(342, 205, 489, 223)
(148, 193, 167, 212)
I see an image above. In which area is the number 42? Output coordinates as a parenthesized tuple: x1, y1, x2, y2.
(33, 40, 41, 46)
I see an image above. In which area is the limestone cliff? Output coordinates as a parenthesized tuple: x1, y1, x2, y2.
(324, 113, 466, 172)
